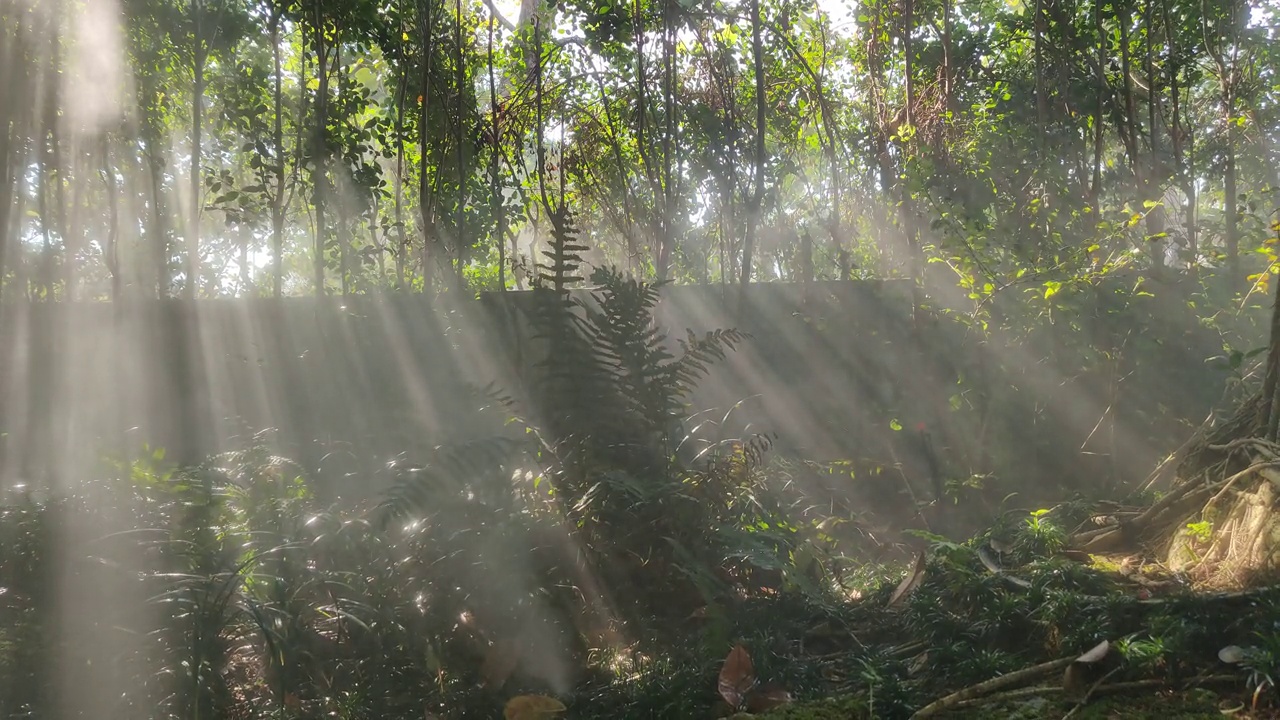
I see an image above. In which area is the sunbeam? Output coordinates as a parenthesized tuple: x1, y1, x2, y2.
(2, 0, 1280, 714)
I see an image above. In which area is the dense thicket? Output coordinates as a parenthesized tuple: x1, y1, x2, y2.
(0, 0, 1275, 300)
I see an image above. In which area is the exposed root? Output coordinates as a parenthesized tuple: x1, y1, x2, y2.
(1074, 389, 1280, 591)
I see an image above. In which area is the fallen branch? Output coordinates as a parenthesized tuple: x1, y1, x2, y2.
(946, 674, 1242, 714)
(950, 685, 1058, 709)
(909, 656, 1076, 719)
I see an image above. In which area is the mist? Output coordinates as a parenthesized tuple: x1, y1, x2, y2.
(2, 0, 1279, 717)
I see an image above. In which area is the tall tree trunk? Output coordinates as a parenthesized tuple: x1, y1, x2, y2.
(313, 3, 329, 296)
(904, 0, 914, 128)
(0, 17, 22, 304)
(394, 82, 407, 289)
(101, 137, 121, 301)
(145, 138, 169, 297)
(743, 0, 765, 285)
(1143, 0, 1166, 271)
(1116, 2, 1140, 176)
(1161, 0, 1194, 271)
(188, 0, 205, 300)
(629, 0, 666, 277)
(336, 43, 351, 297)
(657, 0, 676, 281)
(37, 114, 53, 299)
(395, 53, 407, 289)
(419, 0, 435, 294)
(453, 0, 467, 288)
(487, 8, 505, 291)
(1034, 0, 1045, 130)
(1262, 221, 1280, 439)
(942, 0, 952, 114)
(1201, 0, 1240, 281)
(271, 9, 286, 297)
(38, 14, 62, 299)
(1091, 0, 1105, 213)
(1224, 117, 1238, 278)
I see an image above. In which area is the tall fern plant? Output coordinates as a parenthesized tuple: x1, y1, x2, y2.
(382, 210, 777, 635)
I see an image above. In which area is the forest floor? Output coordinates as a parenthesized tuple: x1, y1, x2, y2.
(761, 687, 1280, 719)
(549, 519, 1280, 720)
(704, 394, 1280, 720)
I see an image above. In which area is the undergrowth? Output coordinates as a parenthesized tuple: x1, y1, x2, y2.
(2, 261, 1279, 719)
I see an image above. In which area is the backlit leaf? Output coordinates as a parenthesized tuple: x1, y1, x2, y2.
(718, 644, 757, 709)
(503, 695, 566, 720)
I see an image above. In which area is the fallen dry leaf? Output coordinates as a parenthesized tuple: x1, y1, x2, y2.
(745, 682, 793, 713)
(1063, 640, 1111, 701)
(1219, 645, 1248, 664)
(503, 695, 566, 720)
(887, 551, 927, 608)
(1076, 640, 1110, 664)
(717, 644, 757, 710)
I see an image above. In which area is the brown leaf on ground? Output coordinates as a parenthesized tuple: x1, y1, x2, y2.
(503, 695, 566, 720)
(718, 644, 757, 709)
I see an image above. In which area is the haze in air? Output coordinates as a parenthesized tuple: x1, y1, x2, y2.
(0, 0, 1279, 717)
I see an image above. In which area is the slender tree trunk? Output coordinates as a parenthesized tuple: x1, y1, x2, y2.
(1224, 106, 1239, 278)
(1117, 2, 1140, 176)
(38, 16, 61, 298)
(335, 44, 351, 297)
(630, 0, 665, 276)
(1034, 0, 1045, 130)
(487, 9, 505, 291)
(101, 137, 121, 301)
(10, 149, 29, 300)
(1262, 232, 1280, 439)
(904, 0, 914, 128)
(743, 0, 765, 285)
(189, 0, 204, 300)
(453, 0, 467, 288)
(942, 0, 952, 114)
(271, 9, 286, 298)
(37, 112, 53, 299)
(1163, 0, 1195, 272)
(0, 19, 21, 304)
(1200, 0, 1240, 282)
(1143, 0, 1166, 271)
(145, 138, 169, 297)
(1091, 0, 1105, 212)
(313, 4, 329, 296)
(901, 0, 925, 320)
(419, 0, 435, 294)
(657, 0, 676, 281)
(394, 4, 408, 289)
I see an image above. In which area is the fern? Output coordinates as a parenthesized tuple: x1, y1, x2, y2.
(375, 436, 530, 526)
(534, 205, 589, 293)
(377, 254, 778, 631)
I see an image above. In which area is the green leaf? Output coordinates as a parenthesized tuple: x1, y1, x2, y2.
(890, 419, 903, 432)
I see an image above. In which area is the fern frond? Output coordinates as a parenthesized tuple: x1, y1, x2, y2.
(374, 436, 530, 527)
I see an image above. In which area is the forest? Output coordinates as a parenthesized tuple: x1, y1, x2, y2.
(1, 0, 1280, 716)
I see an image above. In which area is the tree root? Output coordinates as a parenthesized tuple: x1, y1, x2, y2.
(1071, 436, 1280, 556)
